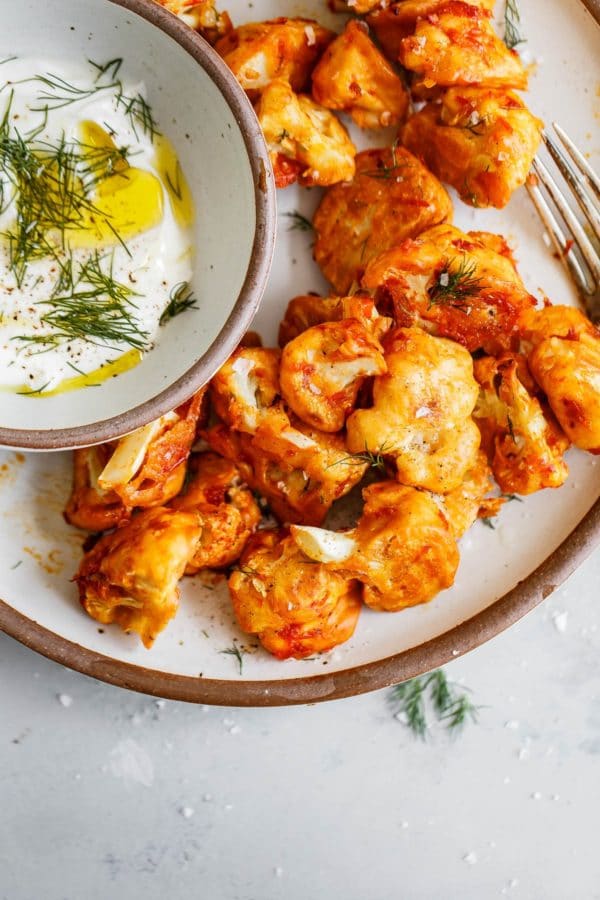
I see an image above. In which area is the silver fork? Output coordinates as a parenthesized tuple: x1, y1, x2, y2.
(526, 124, 600, 323)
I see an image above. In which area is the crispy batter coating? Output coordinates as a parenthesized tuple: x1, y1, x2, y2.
(215, 17, 334, 101)
(519, 304, 599, 346)
(75, 508, 201, 648)
(170, 452, 261, 573)
(291, 481, 459, 611)
(278, 293, 392, 345)
(256, 79, 356, 188)
(105, 391, 204, 509)
(346, 327, 480, 492)
(210, 347, 281, 434)
(361, 224, 534, 354)
(438, 449, 500, 537)
(64, 392, 204, 529)
(473, 354, 570, 493)
(280, 319, 387, 432)
(313, 146, 452, 293)
(228, 530, 361, 659)
(329, 0, 391, 13)
(402, 87, 543, 208)
(154, 0, 232, 43)
(64, 444, 131, 532)
(312, 20, 409, 130)
(400, 1, 528, 92)
(205, 413, 367, 526)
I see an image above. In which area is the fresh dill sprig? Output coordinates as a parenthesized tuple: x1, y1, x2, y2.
(284, 211, 314, 233)
(362, 143, 413, 181)
(502, 493, 523, 503)
(388, 669, 480, 739)
(503, 0, 526, 50)
(328, 441, 395, 472)
(159, 281, 198, 325)
(481, 517, 496, 530)
(219, 643, 247, 675)
(15, 251, 148, 351)
(428, 256, 483, 309)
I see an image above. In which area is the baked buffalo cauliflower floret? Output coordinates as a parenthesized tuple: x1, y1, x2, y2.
(75, 508, 201, 648)
(256, 78, 356, 188)
(313, 145, 452, 293)
(520, 306, 600, 453)
(228, 529, 362, 659)
(215, 17, 334, 101)
(206, 415, 368, 526)
(437, 449, 501, 537)
(473, 354, 570, 493)
(280, 319, 387, 432)
(210, 347, 281, 434)
(278, 293, 392, 346)
(399, 1, 528, 92)
(402, 87, 543, 208)
(170, 452, 261, 573)
(346, 327, 480, 493)
(361, 224, 534, 354)
(154, 0, 232, 44)
(64, 392, 204, 529)
(291, 480, 459, 611)
(311, 20, 409, 130)
(64, 445, 131, 532)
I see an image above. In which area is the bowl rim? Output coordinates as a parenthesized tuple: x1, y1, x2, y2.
(0, 0, 277, 451)
(1, 495, 599, 706)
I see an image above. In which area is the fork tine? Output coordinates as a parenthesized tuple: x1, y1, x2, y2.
(543, 131, 600, 241)
(532, 157, 600, 285)
(526, 177, 594, 296)
(553, 122, 600, 200)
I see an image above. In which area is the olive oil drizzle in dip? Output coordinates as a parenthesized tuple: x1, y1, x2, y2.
(0, 57, 195, 396)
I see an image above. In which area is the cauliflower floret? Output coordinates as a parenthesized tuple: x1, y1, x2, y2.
(210, 347, 281, 434)
(346, 327, 480, 493)
(93, 391, 205, 510)
(312, 20, 409, 130)
(64, 445, 131, 532)
(519, 307, 600, 453)
(75, 508, 201, 648)
(361, 224, 534, 354)
(400, 1, 528, 92)
(438, 449, 502, 537)
(170, 452, 261, 573)
(154, 0, 232, 44)
(280, 319, 387, 432)
(228, 530, 362, 659)
(402, 87, 543, 208)
(473, 354, 570, 493)
(256, 78, 356, 188)
(215, 17, 334, 101)
(278, 293, 392, 346)
(65, 391, 205, 527)
(292, 480, 459, 611)
(313, 145, 452, 293)
(205, 414, 368, 526)
(329, 0, 392, 13)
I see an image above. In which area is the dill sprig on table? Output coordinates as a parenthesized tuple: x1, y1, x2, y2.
(503, 0, 526, 50)
(388, 669, 480, 739)
(159, 281, 198, 325)
(427, 256, 483, 309)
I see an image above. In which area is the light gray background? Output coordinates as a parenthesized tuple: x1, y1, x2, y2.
(1, 550, 599, 900)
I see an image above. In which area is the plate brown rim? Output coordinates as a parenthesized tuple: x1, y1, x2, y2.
(0, 0, 276, 450)
(1, 0, 599, 706)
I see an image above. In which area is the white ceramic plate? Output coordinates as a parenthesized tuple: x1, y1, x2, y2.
(1, 0, 599, 704)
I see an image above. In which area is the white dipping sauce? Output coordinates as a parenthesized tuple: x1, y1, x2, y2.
(0, 57, 194, 393)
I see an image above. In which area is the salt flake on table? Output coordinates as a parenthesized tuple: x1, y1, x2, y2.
(57, 693, 73, 708)
(552, 611, 568, 633)
(463, 851, 477, 865)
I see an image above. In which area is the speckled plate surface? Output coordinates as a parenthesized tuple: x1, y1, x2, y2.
(1, 0, 599, 705)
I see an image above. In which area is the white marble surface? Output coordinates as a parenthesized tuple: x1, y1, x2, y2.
(1, 550, 599, 900)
